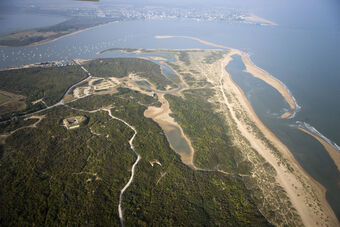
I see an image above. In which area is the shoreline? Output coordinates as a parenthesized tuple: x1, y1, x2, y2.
(155, 35, 298, 118)
(239, 52, 298, 118)
(220, 52, 338, 226)
(144, 94, 197, 169)
(298, 127, 340, 172)
(0, 21, 118, 48)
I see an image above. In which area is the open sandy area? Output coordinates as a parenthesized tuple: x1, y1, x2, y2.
(144, 94, 196, 169)
(155, 35, 297, 118)
(149, 39, 339, 225)
(298, 127, 340, 173)
(220, 52, 338, 226)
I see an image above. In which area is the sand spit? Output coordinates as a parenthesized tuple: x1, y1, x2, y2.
(297, 122, 340, 173)
(239, 52, 299, 118)
(219, 53, 338, 226)
(155, 35, 230, 49)
(155, 35, 298, 118)
(243, 13, 277, 26)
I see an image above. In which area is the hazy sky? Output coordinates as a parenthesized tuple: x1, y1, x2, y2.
(1, 0, 339, 30)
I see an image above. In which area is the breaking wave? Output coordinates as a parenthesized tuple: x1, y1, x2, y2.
(295, 121, 340, 152)
(247, 53, 301, 119)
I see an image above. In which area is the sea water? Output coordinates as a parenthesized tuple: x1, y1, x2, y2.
(0, 5, 339, 218)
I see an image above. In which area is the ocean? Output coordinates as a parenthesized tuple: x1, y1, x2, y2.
(0, 4, 339, 218)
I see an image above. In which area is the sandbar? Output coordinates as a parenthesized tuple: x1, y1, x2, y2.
(298, 127, 340, 172)
(220, 52, 338, 226)
(155, 35, 298, 118)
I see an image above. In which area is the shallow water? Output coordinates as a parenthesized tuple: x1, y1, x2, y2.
(164, 124, 192, 157)
(0, 10, 339, 219)
(0, 13, 67, 35)
(226, 54, 340, 219)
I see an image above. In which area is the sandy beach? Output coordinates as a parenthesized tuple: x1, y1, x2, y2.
(239, 52, 297, 118)
(298, 127, 340, 173)
(151, 37, 339, 225)
(155, 35, 298, 118)
(220, 52, 338, 226)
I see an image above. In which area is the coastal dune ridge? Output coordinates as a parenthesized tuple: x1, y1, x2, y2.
(155, 35, 299, 119)
(153, 35, 339, 225)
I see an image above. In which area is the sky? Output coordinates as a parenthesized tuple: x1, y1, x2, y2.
(0, 0, 339, 30)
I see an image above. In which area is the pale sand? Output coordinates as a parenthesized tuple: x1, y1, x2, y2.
(239, 52, 297, 118)
(243, 13, 278, 26)
(298, 127, 340, 173)
(155, 35, 297, 118)
(144, 94, 196, 169)
(220, 53, 338, 226)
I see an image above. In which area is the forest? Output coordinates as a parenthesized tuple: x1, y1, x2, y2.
(0, 58, 271, 225)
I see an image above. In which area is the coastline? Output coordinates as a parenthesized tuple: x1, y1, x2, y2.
(220, 52, 338, 226)
(239, 52, 298, 118)
(0, 21, 118, 48)
(298, 127, 340, 172)
(155, 35, 297, 118)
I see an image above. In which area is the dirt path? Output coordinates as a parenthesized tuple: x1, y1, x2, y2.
(219, 53, 338, 226)
(20, 59, 92, 119)
(0, 115, 45, 144)
(104, 108, 140, 227)
(155, 35, 299, 119)
(64, 105, 141, 227)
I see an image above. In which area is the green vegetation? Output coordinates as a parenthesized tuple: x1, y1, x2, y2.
(0, 17, 114, 47)
(203, 51, 226, 64)
(0, 56, 272, 225)
(0, 88, 270, 226)
(0, 65, 87, 118)
(0, 93, 11, 105)
(0, 117, 38, 134)
(178, 51, 191, 65)
(0, 106, 134, 225)
(166, 88, 241, 172)
(84, 58, 177, 90)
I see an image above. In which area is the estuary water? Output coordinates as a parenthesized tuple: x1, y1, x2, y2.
(0, 13, 67, 35)
(0, 8, 339, 219)
(226, 55, 340, 219)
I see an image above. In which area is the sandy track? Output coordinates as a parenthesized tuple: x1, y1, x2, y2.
(155, 35, 298, 118)
(104, 109, 141, 227)
(219, 53, 338, 226)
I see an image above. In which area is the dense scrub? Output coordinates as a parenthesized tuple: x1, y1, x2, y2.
(84, 58, 176, 90)
(166, 88, 240, 172)
(0, 57, 271, 226)
(0, 89, 270, 226)
(0, 65, 87, 117)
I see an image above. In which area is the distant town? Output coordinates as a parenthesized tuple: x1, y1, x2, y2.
(25, 4, 275, 26)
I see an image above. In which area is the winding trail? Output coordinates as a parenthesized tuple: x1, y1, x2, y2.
(155, 35, 299, 119)
(20, 59, 92, 118)
(65, 106, 141, 226)
(104, 108, 141, 227)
